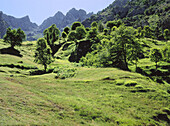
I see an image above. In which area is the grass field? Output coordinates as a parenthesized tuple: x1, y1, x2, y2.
(0, 39, 170, 125)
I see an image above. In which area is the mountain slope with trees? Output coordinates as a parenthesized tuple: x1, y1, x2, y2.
(83, 0, 170, 38)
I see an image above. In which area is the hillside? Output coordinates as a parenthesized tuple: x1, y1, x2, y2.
(82, 0, 170, 32)
(0, 37, 170, 125)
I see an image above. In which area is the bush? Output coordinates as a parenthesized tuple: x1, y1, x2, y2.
(125, 81, 137, 87)
(54, 66, 77, 79)
(115, 80, 124, 85)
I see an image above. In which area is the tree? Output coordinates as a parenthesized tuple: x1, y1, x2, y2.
(62, 31, 67, 41)
(163, 29, 169, 41)
(106, 21, 115, 30)
(76, 26, 86, 40)
(98, 21, 104, 33)
(143, 25, 153, 38)
(86, 27, 98, 41)
(68, 31, 77, 41)
(34, 38, 54, 72)
(91, 21, 97, 28)
(43, 24, 60, 55)
(136, 27, 144, 38)
(150, 48, 163, 70)
(64, 27, 70, 34)
(71, 22, 82, 30)
(112, 25, 138, 70)
(129, 39, 143, 69)
(3, 27, 26, 48)
(104, 29, 108, 35)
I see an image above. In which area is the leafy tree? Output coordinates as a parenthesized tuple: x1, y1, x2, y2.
(136, 27, 144, 38)
(43, 24, 60, 55)
(163, 29, 169, 41)
(91, 21, 97, 28)
(106, 20, 122, 30)
(143, 25, 153, 38)
(76, 26, 86, 40)
(3, 27, 26, 48)
(112, 26, 117, 32)
(112, 25, 138, 70)
(86, 27, 90, 31)
(162, 45, 170, 62)
(106, 21, 115, 30)
(129, 39, 143, 69)
(86, 27, 98, 41)
(62, 31, 67, 41)
(150, 48, 163, 70)
(104, 29, 108, 35)
(71, 22, 82, 30)
(68, 31, 77, 41)
(98, 21, 104, 32)
(64, 27, 70, 34)
(34, 38, 54, 72)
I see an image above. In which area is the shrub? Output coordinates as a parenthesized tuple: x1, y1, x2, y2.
(115, 80, 124, 85)
(125, 81, 137, 87)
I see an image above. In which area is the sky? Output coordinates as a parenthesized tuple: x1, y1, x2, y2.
(1, 0, 114, 25)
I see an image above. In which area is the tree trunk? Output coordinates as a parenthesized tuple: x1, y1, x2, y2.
(11, 42, 15, 49)
(156, 62, 158, 70)
(44, 64, 47, 72)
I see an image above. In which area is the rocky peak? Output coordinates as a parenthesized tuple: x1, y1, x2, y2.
(2, 12, 38, 31)
(39, 8, 93, 32)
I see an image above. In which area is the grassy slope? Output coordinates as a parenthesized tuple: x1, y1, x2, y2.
(0, 39, 170, 125)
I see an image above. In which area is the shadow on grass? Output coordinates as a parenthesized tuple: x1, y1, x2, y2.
(0, 47, 23, 57)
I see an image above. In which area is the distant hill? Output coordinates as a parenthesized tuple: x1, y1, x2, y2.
(0, 12, 8, 38)
(1, 11, 38, 31)
(82, 0, 170, 30)
(39, 8, 93, 32)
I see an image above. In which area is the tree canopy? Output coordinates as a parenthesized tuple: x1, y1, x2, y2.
(3, 27, 26, 48)
(34, 38, 54, 72)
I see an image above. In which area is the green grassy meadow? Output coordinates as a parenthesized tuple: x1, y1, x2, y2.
(0, 39, 170, 125)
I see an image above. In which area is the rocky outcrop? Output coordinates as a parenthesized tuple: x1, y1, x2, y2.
(0, 11, 8, 38)
(2, 13, 38, 31)
(39, 8, 93, 32)
(39, 11, 65, 32)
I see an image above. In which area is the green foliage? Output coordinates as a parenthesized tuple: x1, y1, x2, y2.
(43, 24, 60, 54)
(86, 27, 98, 41)
(71, 22, 82, 30)
(62, 31, 67, 40)
(98, 21, 104, 32)
(162, 45, 170, 62)
(136, 27, 144, 38)
(68, 31, 77, 41)
(150, 48, 163, 69)
(3, 27, 26, 48)
(86, 27, 90, 31)
(112, 25, 142, 70)
(64, 26, 70, 34)
(34, 38, 54, 72)
(106, 20, 122, 30)
(76, 26, 87, 40)
(91, 21, 97, 28)
(54, 66, 77, 79)
(143, 25, 153, 38)
(103, 29, 108, 35)
(163, 29, 170, 41)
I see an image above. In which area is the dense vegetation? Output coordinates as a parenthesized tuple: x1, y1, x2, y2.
(0, 0, 170, 125)
(83, 0, 170, 40)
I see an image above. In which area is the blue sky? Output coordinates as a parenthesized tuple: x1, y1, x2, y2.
(1, 0, 114, 25)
